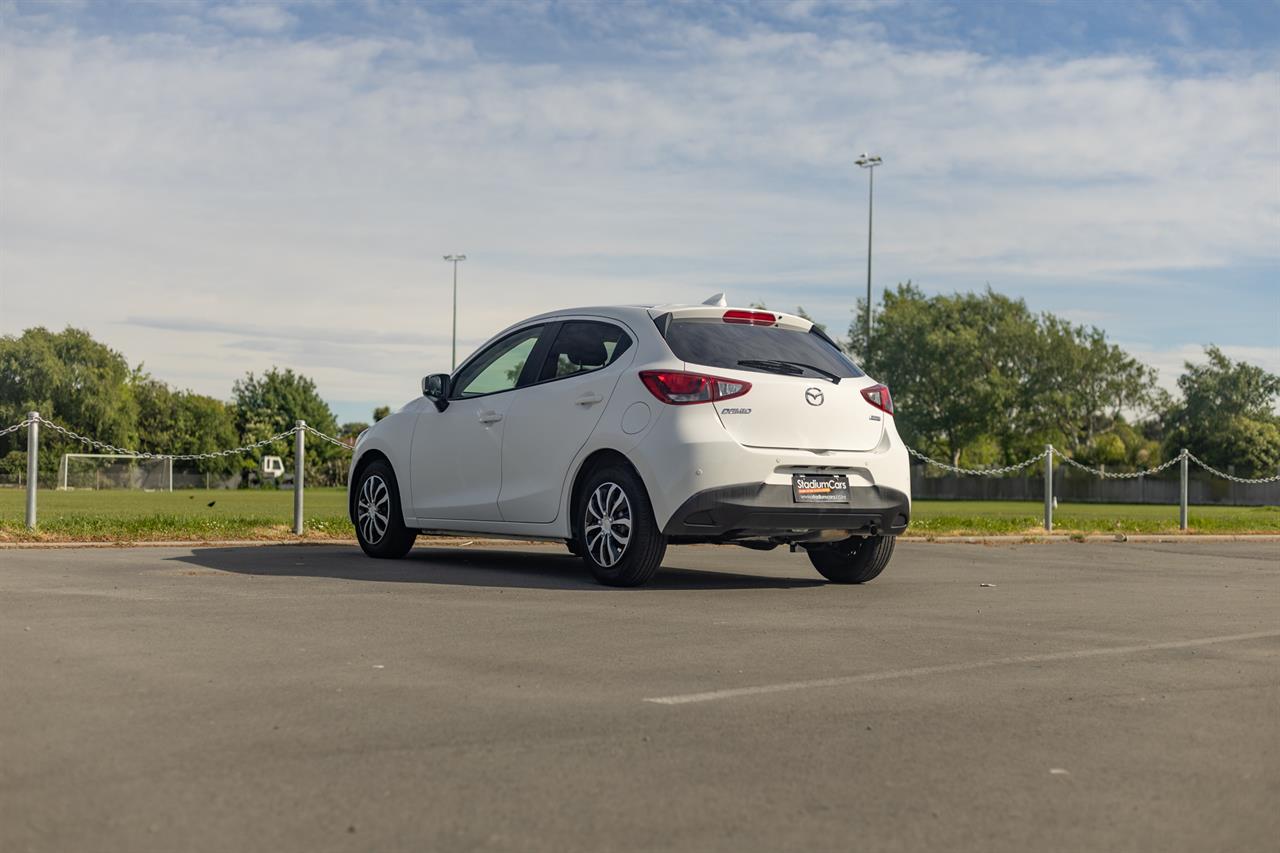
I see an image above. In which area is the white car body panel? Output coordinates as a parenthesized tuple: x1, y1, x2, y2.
(498, 317, 639, 524)
(409, 393, 509, 521)
(705, 367, 885, 452)
(350, 303, 911, 542)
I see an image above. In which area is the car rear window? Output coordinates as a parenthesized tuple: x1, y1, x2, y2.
(659, 317, 864, 379)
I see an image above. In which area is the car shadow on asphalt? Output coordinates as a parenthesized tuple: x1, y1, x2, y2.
(169, 545, 827, 591)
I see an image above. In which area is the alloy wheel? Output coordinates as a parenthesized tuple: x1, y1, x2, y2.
(358, 473, 390, 545)
(584, 481, 632, 568)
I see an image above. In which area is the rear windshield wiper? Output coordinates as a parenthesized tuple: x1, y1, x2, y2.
(736, 359, 841, 384)
(737, 359, 802, 376)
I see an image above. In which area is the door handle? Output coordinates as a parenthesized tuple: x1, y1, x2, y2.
(575, 392, 604, 406)
(477, 410, 503, 424)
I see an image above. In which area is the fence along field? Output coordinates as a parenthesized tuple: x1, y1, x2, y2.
(2, 412, 1278, 541)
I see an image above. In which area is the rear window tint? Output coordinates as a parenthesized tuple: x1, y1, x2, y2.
(537, 321, 632, 382)
(660, 318, 863, 379)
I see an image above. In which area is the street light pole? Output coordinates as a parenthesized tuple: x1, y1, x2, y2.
(443, 254, 466, 370)
(854, 153, 882, 360)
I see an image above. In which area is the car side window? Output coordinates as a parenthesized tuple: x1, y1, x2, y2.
(452, 325, 544, 399)
(537, 321, 633, 382)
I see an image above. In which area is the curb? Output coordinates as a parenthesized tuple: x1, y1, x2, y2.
(2, 534, 1278, 550)
(906, 533, 1280, 544)
(0, 536, 541, 550)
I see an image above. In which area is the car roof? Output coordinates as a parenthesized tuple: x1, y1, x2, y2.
(522, 302, 811, 327)
(464, 301, 818, 371)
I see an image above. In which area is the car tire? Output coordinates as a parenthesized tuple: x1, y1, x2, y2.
(575, 464, 666, 587)
(354, 460, 416, 559)
(806, 534, 895, 584)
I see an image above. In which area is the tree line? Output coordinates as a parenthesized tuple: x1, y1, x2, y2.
(787, 283, 1278, 476)
(2, 287, 1277, 485)
(0, 328, 382, 487)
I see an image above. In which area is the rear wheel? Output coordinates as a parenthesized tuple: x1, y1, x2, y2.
(354, 460, 416, 559)
(806, 534, 895, 584)
(575, 465, 666, 587)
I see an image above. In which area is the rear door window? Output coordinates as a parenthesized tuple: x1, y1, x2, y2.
(660, 319, 863, 379)
(536, 321, 633, 382)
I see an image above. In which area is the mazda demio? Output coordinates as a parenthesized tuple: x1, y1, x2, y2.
(349, 298, 910, 586)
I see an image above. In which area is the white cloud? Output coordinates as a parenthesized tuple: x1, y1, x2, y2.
(0, 6, 1276, 412)
(207, 2, 295, 34)
(1122, 342, 1280, 399)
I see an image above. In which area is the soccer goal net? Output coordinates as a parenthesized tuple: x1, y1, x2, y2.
(58, 454, 174, 491)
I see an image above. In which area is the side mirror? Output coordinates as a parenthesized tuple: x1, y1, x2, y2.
(422, 373, 451, 412)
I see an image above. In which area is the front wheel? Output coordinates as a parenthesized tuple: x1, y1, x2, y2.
(806, 534, 895, 584)
(575, 465, 666, 587)
(354, 460, 416, 559)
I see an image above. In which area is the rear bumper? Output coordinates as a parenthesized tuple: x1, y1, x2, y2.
(662, 482, 910, 540)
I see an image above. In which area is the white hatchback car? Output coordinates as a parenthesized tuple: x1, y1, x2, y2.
(349, 300, 910, 586)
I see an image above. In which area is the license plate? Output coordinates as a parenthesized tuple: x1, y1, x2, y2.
(792, 474, 850, 504)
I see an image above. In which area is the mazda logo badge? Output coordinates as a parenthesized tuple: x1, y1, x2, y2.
(805, 387, 824, 406)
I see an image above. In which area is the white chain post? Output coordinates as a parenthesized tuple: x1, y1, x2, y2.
(1043, 443, 1053, 532)
(294, 421, 305, 536)
(1179, 449, 1189, 531)
(26, 411, 39, 529)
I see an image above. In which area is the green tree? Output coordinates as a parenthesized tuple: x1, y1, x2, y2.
(0, 328, 139, 483)
(852, 284, 1159, 469)
(134, 376, 239, 476)
(1012, 317, 1158, 464)
(852, 283, 1026, 466)
(0, 327, 139, 445)
(1164, 346, 1280, 476)
(372, 406, 391, 422)
(232, 368, 341, 485)
(341, 421, 370, 440)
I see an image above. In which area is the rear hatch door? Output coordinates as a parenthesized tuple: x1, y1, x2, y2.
(656, 307, 884, 452)
(710, 369, 883, 452)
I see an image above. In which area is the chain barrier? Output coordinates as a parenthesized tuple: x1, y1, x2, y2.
(34, 416, 299, 461)
(905, 445, 1042, 477)
(1185, 451, 1280, 485)
(5, 416, 1278, 485)
(1, 415, 357, 458)
(303, 424, 355, 450)
(1052, 448, 1183, 480)
(0, 417, 34, 439)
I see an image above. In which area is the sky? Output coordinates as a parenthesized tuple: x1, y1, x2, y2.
(1, 0, 1277, 426)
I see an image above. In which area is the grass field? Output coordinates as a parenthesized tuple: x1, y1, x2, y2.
(1, 488, 1277, 542)
(908, 500, 1279, 536)
(0, 488, 352, 542)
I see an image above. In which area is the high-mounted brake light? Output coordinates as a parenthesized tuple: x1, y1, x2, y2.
(639, 370, 752, 405)
(722, 310, 777, 326)
(860, 383, 894, 415)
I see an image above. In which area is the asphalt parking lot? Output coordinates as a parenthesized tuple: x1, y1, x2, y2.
(2, 540, 1277, 853)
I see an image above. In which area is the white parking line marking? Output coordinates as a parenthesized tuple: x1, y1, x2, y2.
(643, 630, 1280, 706)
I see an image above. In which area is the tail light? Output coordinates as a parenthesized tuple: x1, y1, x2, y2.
(861, 383, 894, 415)
(722, 310, 776, 326)
(639, 370, 752, 405)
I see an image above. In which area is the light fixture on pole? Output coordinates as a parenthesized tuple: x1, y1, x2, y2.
(443, 254, 466, 370)
(854, 153, 882, 359)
